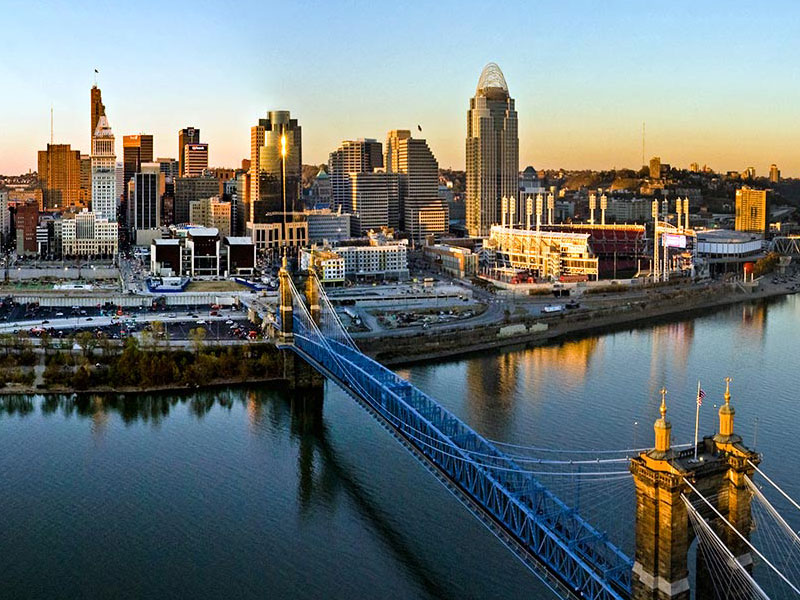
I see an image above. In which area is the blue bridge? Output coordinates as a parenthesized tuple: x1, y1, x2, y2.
(273, 268, 633, 600)
(268, 264, 800, 600)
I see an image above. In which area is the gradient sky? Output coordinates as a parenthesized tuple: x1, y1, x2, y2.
(2, 0, 799, 176)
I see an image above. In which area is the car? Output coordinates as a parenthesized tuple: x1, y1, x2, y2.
(196, 320, 207, 325)
(86, 317, 93, 321)
(41, 320, 50, 324)
(225, 320, 234, 325)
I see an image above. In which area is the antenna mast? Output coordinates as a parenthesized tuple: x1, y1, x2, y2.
(641, 122, 645, 168)
(50, 105, 54, 145)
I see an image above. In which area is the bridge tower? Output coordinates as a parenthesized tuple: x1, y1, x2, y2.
(305, 257, 321, 326)
(278, 255, 293, 342)
(629, 381, 759, 600)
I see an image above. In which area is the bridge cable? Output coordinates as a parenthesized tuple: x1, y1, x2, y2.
(683, 494, 770, 600)
(749, 460, 800, 515)
(684, 477, 800, 596)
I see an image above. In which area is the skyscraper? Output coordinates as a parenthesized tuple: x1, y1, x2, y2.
(769, 164, 780, 183)
(735, 187, 768, 235)
(249, 120, 266, 207)
(132, 163, 161, 236)
(91, 115, 117, 221)
(466, 63, 518, 236)
(328, 139, 384, 213)
(348, 172, 399, 235)
(386, 130, 447, 242)
(183, 143, 209, 177)
(123, 134, 154, 193)
(178, 127, 201, 176)
(38, 144, 81, 210)
(90, 84, 105, 145)
(252, 110, 302, 222)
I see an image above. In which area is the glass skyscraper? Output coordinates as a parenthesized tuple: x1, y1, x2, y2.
(466, 62, 518, 236)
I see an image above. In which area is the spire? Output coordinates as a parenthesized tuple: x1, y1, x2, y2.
(718, 377, 735, 438)
(653, 387, 672, 454)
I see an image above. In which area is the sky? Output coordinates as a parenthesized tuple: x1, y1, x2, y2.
(1, 0, 799, 176)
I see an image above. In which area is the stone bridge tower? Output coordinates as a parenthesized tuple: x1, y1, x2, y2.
(629, 381, 760, 600)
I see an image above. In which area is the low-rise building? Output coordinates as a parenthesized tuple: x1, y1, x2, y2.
(151, 238, 182, 276)
(60, 210, 118, 258)
(300, 248, 346, 284)
(185, 227, 220, 277)
(247, 218, 308, 253)
(424, 244, 479, 278)
(305, 208, 351, 243)
(223, 236, 256, 276)
(190, 195, 231, 236)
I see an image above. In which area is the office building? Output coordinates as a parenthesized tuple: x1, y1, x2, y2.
(466, 63, 518, 236)
(183, 143, 209, 177)
(311, 168, 332, 204)
(328, 138, 383, 212)
(185, 227, 220, 277)
(90, 84, 105, 145)
(649, 156, 661, 179)
(157, 157, 180, 180)
(223, 237, 256, 276)
(769, 164, 780, 183)
(348, 172, 398, 235)
(38, 144, 81, 210)
(79, 154, 91, 207)
(0, 188, 9, 245)
(59, 209, 118, 257)
(254, 110, 302, 218)
(189, 195, 231, 236)
(248, 120, 266, 206)
(122, 134, 154, 193)
(132, 163, 162, 239)
(734, 187, 768, 235)
(15, 200, 39, 255)
(177, 127, 200, 176)
(91, 115, 117, 220)
(385, 130, 447, 242)
(174, 175, 219, 224)
(306, 208, 351, 243)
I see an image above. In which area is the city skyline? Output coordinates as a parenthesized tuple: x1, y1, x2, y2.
(2, 1, 800, 176)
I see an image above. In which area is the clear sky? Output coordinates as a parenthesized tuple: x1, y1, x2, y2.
(1, 0, 799, 176)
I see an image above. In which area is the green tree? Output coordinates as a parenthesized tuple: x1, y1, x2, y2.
(188, 327, 206, 355)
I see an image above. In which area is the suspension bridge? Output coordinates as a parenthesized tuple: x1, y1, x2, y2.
(265, 258, 800, 600)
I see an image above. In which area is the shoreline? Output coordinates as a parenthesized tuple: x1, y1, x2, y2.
(362, 283, 796, 367)
(1, 282, 794, 396)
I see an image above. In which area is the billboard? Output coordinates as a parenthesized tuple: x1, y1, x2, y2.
(663, 233, 687, 248)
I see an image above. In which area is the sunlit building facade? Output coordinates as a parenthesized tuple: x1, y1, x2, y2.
(466, 63, 518, 237)
(91, 115, 117, 221)
(734, 187, 768, 235)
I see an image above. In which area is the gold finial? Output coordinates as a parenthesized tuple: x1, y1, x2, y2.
(724, 377, 732, 405)
(660, 387, 667, 418)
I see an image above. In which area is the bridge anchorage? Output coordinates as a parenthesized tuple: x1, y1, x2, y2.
(272, 263, 795, 600)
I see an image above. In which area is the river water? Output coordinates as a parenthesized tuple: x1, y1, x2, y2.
(1, 295, 798, 599)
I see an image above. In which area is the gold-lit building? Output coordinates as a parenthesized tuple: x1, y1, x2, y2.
(189, 195, 232, 236)
(487, 225, 599, 280)
(734, 186, 767, 235)
(38, 143, 81, 210)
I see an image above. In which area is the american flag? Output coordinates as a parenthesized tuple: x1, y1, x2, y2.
(697, 388, 706, 406)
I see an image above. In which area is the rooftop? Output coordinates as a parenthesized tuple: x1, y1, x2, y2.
(696, 229, 764, 244)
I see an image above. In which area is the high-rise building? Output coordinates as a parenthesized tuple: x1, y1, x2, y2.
(14, 200, 39, 255)
(79, 154, 92, 207)
(37, 144, 81, 210)
(122, 134, 154, 193)
(91, 115, 117, 221)
(466, 63, 518, 237)
(689, 162, 700, 173)
(174, 175, 219, 224)
(735, 187, 768, 235)
(385, 130, 447, 242)
(649, 156, 661, 180)
(249, 121, 266, 206)
(183, 143, 209, 177)
(132, 162, 161, 234)
(252, 110, 302, 222)
(90, 84, 105, 145)
(769, 164, 780, 183)
(348, 172, 399, 235)
(178, 127, 200, 176)
(328, 139, 383, 212)
(157, 157, 180, 181)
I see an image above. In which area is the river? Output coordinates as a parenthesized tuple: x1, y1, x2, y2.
(1, 294, 798, 599)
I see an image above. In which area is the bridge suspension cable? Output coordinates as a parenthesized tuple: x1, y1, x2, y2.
(683, 494, 770, 600)
(749, 460, 800, 515)
(683, 478, 800, 597)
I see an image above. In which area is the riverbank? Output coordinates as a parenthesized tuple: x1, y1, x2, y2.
(359, 280, 797, 366)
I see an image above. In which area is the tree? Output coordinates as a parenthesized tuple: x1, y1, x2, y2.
(188, 327, 206, 355)
(75, 331, 98, 358)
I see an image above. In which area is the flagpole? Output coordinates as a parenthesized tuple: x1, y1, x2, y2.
(693, 380, 701, 461)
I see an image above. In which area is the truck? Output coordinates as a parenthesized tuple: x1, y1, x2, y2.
(542, 304, 564, 314)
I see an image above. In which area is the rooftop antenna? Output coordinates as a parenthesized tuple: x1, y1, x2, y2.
(641, 122, 645, 169)
(50, 104, 54, 145)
